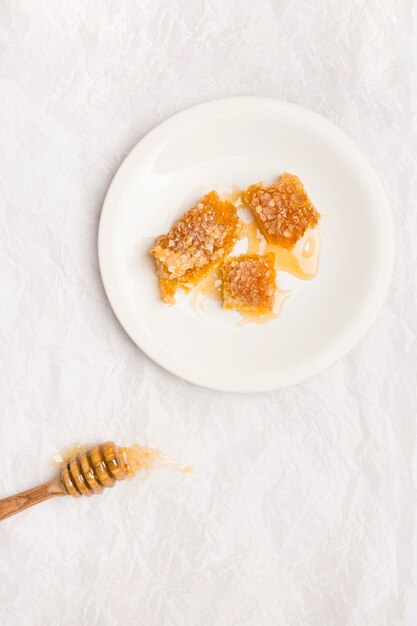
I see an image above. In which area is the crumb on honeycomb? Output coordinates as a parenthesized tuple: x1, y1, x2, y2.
(222, 253, 276, 313)
(244, 172, 320, 248)
(150, 191, 243, 304)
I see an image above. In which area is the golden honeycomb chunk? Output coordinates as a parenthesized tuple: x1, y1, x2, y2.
(222, 253, 276, 313)
(150, 191, 242, 304)
(244, 172, 320, 248)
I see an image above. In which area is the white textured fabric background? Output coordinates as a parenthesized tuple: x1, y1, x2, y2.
(0, 1, 416, 625)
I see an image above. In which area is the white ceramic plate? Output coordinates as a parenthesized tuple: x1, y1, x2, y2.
(98, 98, 393, 392)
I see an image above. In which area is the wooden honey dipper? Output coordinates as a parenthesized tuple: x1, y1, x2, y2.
(0, 441, 187, 521)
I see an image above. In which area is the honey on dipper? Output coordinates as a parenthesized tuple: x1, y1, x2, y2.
(0, 442, 190, 520)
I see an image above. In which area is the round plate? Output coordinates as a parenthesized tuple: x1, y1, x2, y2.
(98, 98, 393, 392)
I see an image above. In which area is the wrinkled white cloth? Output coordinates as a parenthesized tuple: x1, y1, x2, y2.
(0, 1, 416, 625)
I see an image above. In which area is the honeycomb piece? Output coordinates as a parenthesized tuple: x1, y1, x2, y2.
(222, 253, 276, 314)
(244, 172, 320, 248)
(150, 191, 242, 304)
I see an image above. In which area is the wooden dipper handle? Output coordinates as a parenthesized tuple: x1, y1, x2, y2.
(0, 441, 128, 521)
(0, 478, 66, 521)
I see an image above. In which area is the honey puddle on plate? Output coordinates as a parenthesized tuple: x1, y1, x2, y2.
(221, 185, 244, 205)
(190, 190, 320, 324)
(189, 266, 223, 314)
(241, 220, 320, 280)
(235, 287, 290, 327)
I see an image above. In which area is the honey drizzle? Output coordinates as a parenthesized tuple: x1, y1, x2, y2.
(189, 265, 223, 313)
(220, 186, 243, 204)
(120, 445, 192, 478)
(236, 287, 290, 327)
(242, 220, 266, 255)
(242, 221, 320, 280)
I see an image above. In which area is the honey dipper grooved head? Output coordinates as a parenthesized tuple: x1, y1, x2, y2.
(60, 442, 127, 498)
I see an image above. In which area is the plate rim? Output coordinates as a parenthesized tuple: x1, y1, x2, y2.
(98, 96, 394, 393)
